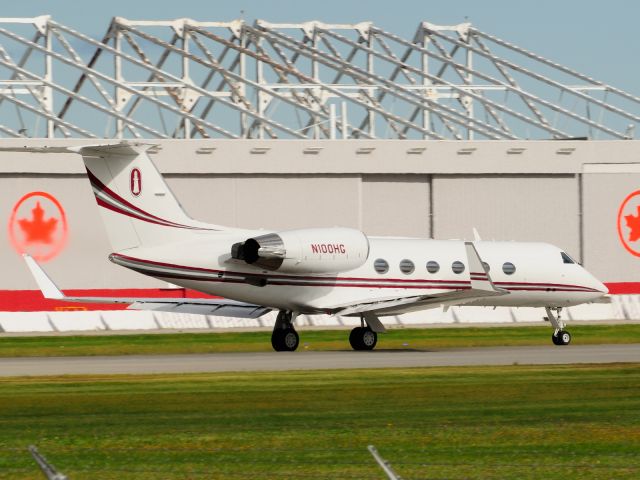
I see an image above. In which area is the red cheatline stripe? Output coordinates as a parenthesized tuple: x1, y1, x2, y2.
(130, 267, 472, 290)
(125, 262, 599, 294)
(0, 288, 218, 312)
(129, 266, 599, 294)
(113, 253, 601, 292)
(111, 253, 472, 284)
(494, 281, 597, 291)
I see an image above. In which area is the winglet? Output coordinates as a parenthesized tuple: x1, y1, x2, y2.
(22, 254, 65, 300)
(464, 242, 505, 294)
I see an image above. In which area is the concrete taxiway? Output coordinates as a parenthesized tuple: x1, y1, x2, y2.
(0, 344, 638, 377)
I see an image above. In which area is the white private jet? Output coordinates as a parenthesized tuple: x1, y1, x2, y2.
(13, 143, 608, 351)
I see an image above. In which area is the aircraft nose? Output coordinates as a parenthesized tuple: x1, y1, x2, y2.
(585, 270, 608, 295)
(597, 280, 609, 295)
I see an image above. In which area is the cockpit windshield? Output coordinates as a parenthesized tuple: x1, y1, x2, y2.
(561, 252, 575, 264)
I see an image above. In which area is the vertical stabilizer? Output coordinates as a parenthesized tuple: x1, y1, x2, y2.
(72, 143, 223, 251)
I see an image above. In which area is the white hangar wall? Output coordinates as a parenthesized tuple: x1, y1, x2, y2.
(1, 138, 640, 291)
(433, 175, 580, 258)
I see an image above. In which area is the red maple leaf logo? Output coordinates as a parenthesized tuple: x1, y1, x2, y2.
(625, 206, 640, 242)
(18, 201, 58, 244)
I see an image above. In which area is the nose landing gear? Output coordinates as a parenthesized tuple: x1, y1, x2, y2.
(545, 307, 571, 346)
(552, 329, 572, 346)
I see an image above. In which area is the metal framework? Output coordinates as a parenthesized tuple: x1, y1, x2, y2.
(0, 16, 638, 140)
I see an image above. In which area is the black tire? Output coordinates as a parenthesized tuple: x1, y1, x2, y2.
(552, 330, 571, 346)
(349, 327, 377, 351)
(271, 328, 299, 352)
(349, 327, 364, 350)
(271, 329, 283, 351)
(558, 330, 571, 346)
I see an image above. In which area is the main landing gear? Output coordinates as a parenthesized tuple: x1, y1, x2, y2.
(270, 311, 382, 352)
(545, 307, 571, 346)
(349, 316, 378, 351)
(271, 310, 299, 352)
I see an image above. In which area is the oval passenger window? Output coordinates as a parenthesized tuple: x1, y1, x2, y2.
(399, 259, 415, 274)
(452, 261, 465, 274)
(502, 262, 516, 275)
(426, 261, 440, 274)
(374, 258, 389, 274)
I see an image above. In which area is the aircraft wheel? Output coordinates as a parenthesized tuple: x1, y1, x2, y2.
(349, 327, 377, 351)
(558, 330, 571, 346)
(271, 328, 299, 352)
(552, 330, 571, 346)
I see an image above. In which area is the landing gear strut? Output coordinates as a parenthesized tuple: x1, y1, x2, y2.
(271, 310, 299, 352)
(545, 307, 571, 346)
(349, 316, 378, 351)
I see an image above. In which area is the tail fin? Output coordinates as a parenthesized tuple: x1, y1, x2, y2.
(72, 143, 224, 251)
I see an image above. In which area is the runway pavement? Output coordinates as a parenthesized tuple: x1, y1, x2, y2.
(0, 344, 638, 377)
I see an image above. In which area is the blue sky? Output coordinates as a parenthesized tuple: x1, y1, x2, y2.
(2, 0, 638, 93)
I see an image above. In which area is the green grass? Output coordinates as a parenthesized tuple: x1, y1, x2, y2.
(0, 324, 639, 357)
(0, 365, 638, 479)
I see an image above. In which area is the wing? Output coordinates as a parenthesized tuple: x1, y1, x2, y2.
(23, 254, 271, 319)
(333, 242, 509, 317)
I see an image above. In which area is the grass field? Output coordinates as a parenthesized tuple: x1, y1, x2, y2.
(0, 364, 638, 479)
(0, 323, 639, 357)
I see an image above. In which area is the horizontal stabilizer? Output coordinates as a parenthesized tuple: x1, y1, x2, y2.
(23, 254, 64, 300)
(22, 254, 271, 319)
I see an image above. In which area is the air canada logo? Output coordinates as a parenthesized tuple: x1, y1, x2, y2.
(8, 191, 68, 262)
(130, 167, 142, 197)
(617, 190, 640, 257)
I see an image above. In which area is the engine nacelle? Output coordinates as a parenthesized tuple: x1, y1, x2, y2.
(231, 227, 370, 274)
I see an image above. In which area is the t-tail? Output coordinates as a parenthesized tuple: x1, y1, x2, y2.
(71, 143, 231, 251)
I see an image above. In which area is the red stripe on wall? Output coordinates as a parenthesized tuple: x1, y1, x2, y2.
(604, 283, 640, 295)
(0, 289, 219, 312)
(0, 282, 634, 312)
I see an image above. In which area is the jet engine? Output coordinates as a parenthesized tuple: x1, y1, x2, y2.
(231, 227, 370, 274)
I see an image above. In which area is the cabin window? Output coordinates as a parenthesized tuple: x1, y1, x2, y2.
(399, 259, 415, 274)
(502, 262, 516, 275)
(482, 262, 490, 272)
(561, 252, 575, 264)
(426, 261, 440, 274)
(374, 258, 389, 274)
(452, 261, 465, 274)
